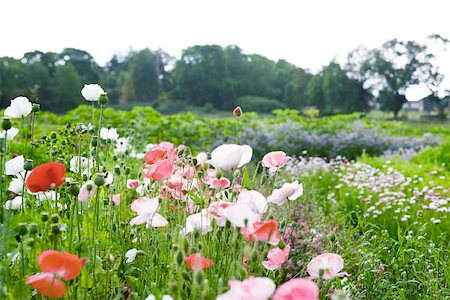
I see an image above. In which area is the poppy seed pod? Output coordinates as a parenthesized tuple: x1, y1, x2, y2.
(32, 103, 40, 113)
(24, 160, 34, 171)
(50, 224, 60, 235)
(41, 212, 49, 222)
(18, 222, 28, 236)
(99, 93, 108, 105)
(2, 118, 12, 131)
(70, 184, 80, 196)
(29, 223, 38, 235)
(94, 175, 105, 186)
(194, 271, 204, 285)
(50, 214, 59, 223)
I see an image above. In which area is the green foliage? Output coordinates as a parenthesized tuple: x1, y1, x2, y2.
(236, 95, 286, 113)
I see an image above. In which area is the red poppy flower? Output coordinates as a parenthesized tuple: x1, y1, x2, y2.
(240, 220, 281, 245)
(25, 162, 66, 193)
(184, 253, 214, 271)
(25, 250, 86, 298)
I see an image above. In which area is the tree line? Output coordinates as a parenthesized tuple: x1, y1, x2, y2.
(0, 35, 448, 116)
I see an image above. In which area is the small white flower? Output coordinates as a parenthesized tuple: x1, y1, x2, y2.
(8, 177, 24, 194)
(100, 127, 119, 141)
(105, 172, 114, 185)
(5, 196, 23, 210)
(0, 127, 19, 141)
(5, 155, 25, 176)
(114, 137, 130, 155)
(4, 96, 32, 118)
(70, 156, 94, 175)
(81, 84, 104, 101)
(125, 248, 137, 263)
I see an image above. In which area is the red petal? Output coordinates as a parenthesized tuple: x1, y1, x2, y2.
(25, 273, 66, 298)
(25, 162, 66, 193)
(39, 250, 86, 280)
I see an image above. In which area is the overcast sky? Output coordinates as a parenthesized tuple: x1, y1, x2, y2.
(1, 0, 449, 98)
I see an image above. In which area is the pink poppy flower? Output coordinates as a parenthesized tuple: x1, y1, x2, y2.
(240, 220, 281, 245)
(307, 253, 347, 280)
(272, 278, 319, 300)
(129, 197, 168, 228)
(144, 147, 167, 164)
(210, 177, 231, 189)
(78, 181, 97, 202)
(144, 159, 174, 181)
(127, 179, 140, 189)
(262, 151, 290, 172)
(267, 181, 303, 206)
(217, 276, 276, 300)
(110, 194, 121, 206)
(262, 245, 290, 270)
(237, 189, 267, 215)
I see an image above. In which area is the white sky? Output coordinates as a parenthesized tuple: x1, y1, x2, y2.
(1, 0, 449, 99)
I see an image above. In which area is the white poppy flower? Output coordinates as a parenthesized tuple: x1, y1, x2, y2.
(267, 181, 303, 206)
(0, 127, 19, 141)
(5, 155, 25, 176)
(206, 144, 252, 171)
(100, 127, 119, 141)
(8, 177, 24, 194)
(4, 196, 23, 210)
(125, 248, 137, 263)
(70, 156, 94, 175)
(81, 84, 104, 101)
(4, 97, 32, 118)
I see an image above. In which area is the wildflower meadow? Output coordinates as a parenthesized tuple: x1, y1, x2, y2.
(2, 84, 450, 300)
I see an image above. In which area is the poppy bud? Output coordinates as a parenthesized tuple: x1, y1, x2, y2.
(114, 166, 120, 175)
(99, 93, 109, 105)
(251, 249, 259, 261)
(24, 160, 34, 171)
(125, 167, 131, 175)
(1, 118, 12, 131)
(233, 169, 240, 178)
(201, 287, 210, 299)
(51, 224, 60, 235)
(197, 242, 203, 250)
(18, 222, 28, 236)
(26, 237, 35, 247)
(112, 155, 118, 162)
(48, 233, 57, 242)
(215, 169, 223, 179)
(175, 251, 184, 267)
(182, 271, 190, 281)
(239, 265, 247, 278)
(70, 184, 80, 196)
(94, 175, 105, 186)
(86, 183, 93, 191)
(28, 223, 38, 235)
(41, 212, 49, 222)
(50, 214, 59, 223)
(50, 132, 57, 139)
(91, 137, 98, 147)
(278, 241, 286, 250)
(194, 271, 204, 285)
(225, 220, 232, 229)
(233, 106, 242, 117)
(32, 103, 40, 113)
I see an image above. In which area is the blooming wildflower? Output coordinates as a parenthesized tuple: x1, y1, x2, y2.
(5, 155, 25, 176)
(217, 276, 275, 300)
(4, 96, 32, 118)
(267, 181, 303, 206)
(307, 253, 347, 280)
(206, 144, 252, 171)
(25, 162, 66, 193)
(241, 220, 281, 245)
(272, 278, 319, 300)
(100, 127, 119, 141)
(262, 245, 290, 270)
(25, 250, 86, 298)
(262, 151, 290, 172)
(81, 84, 104, 101)
(0, 127, 19, 141)
(184, 253, 214, 271)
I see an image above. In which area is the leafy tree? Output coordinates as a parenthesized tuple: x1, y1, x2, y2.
(348, 39, 434, 118)
(174, 45, 230, 109)
(46, 64, 83, 112)
(0, 57, 29, 106)
(130, 49, 161, 103)
(59, 48, 103, 84)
